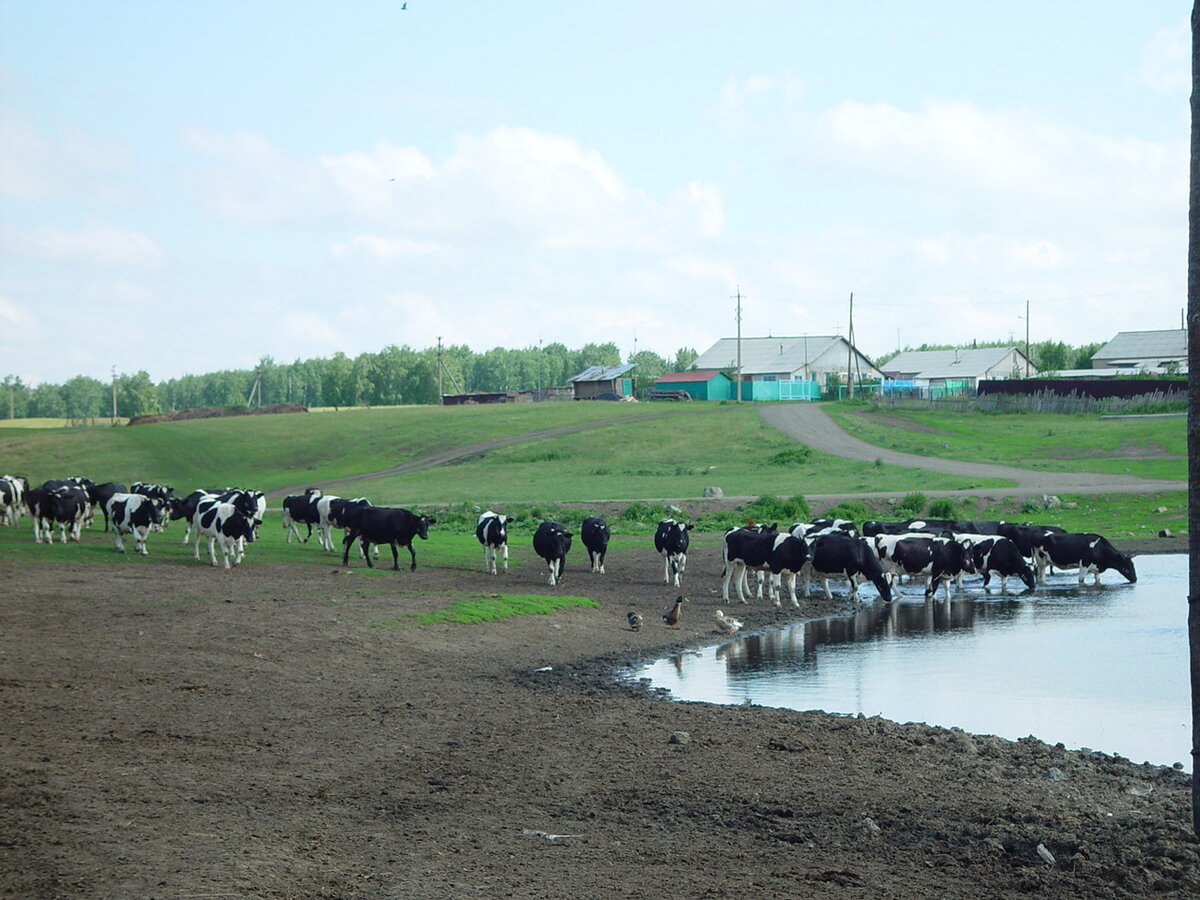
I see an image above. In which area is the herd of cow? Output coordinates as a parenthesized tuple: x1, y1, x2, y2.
(1, 473, 1136, 605)
(717, 515, 1138, 608)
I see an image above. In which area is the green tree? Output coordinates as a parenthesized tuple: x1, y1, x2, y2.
(321, 353, 354, 410)
(1, 375, 30, 419)
(62, 375, 106, 420)
(117, 371, 162, 418)
(672, 347, 699, 371)
(29, 382, 66, 418)
(628, 350, 668, 397)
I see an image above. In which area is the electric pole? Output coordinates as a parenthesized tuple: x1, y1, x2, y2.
(1025, 299, 1031, 376)
(111, 365, 117, 424)
(846, 292, 855, 400)
(437, 337, 444, 404)
(734, 286, 744, 402)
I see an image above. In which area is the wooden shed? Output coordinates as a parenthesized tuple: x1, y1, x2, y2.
(569, 363, 636, 400)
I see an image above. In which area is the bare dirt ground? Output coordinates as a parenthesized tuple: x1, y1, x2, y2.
(2, 535, 1196, 900)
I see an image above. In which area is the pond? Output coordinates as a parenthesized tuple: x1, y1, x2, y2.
(631, 553, 1191, 770)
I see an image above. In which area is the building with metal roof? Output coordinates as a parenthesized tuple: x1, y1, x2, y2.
(692, 336, 883, 388)
(881, 347, 1035, 388)
(568, 363, 636, 400)
(1090, 329, 1187, 374)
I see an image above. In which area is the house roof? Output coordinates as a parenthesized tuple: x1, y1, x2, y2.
(693, 336, 852, 374)
(882, 347, 1030, 379)
(654, 369, 728, 384)
(569, 363, 636, 383)
(1091, 329, 1187, 362)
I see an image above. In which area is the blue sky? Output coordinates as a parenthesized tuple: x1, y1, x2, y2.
(1, 1, 1189, 385)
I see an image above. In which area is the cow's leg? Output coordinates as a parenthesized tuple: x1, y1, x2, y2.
(405, 542, 417, 572)
(136, 526, 149, 555)
(662, 553, 670, 584)
(784, 571, 800, 608)
(1077, 565, 1086, 585)
(501, 542, 509, 572)
(114, 529, 126, 554)
(721, 563, 736, 603)
(208, 536, 219, 567)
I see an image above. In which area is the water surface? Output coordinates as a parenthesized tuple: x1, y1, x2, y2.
(634, 554, 1190, 769)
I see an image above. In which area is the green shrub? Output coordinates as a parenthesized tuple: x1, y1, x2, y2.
(821, 500, 870, 523)
(768, 447, 812, 466)
(740, 494, 810, 526)
(895, 492, 927, 516)
(620, 501, 674, 523)
(928, 498, 958, 519)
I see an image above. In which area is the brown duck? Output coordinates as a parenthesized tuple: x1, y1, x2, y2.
(662, 595, 686, 628)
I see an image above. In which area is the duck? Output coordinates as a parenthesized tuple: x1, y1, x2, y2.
(627, 610, 644, 631)
(662, 595, 686, 628)
(713, 609, 744, 636)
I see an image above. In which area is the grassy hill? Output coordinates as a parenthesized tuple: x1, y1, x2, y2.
(0, 401, 1011, 504)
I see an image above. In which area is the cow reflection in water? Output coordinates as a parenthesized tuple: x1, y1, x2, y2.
(713, 599, 1024, 676)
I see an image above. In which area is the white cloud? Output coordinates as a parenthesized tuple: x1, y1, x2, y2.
(330, 234, 442, 261)
(0, 295, 41, 331)
(0, 107, 137, 202)
(1, 223, 166, 266)
(715, 73, 808, 118)
(1136, 19, 1189, 94)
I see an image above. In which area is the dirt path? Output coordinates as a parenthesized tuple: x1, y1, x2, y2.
(758, 403, 1182, 500)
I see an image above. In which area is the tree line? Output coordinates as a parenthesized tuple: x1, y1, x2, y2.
(0, 343, 701, 421)
(0, 337, 1130, 422)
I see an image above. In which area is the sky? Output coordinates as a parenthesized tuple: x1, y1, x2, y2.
(0, 1, 1190, 386)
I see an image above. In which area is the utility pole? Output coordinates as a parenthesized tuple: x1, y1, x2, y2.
(734, 286, 744, 402)
(846, 292, 855, 400)
(111, 365, 117, 424)
(437, 337, 444, 404)
(1025, 300, 1031, 376)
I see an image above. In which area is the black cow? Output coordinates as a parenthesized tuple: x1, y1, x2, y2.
(87, 481, 127, 531)
(580, 516, 610, 574)
(1033, 532, 1136, 585)
(955, 534, 1035, 592)
(169, 490, 215, 543)
(804, 533, 892, 603)
(341, 506, 435, 571)
(282, 488, 323, 543)
(106, 493, 165, 555)
(654, 519, 693, 587)
(879, 535, 974, 600)
(131, 481, 174, 505)
(533, 520, 572, 585)
(476, 510, 509, 574)
(997, 522, 1065, 560)
(27, 484, 90, 544)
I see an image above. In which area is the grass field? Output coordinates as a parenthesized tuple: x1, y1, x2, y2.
(0, 401, 1010, 502)
(1, 400, 1187, 540)
(826, 405, 1187, 481)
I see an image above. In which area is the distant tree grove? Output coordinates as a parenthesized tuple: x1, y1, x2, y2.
(0, 338, 1122, 422)
(0, 342, 703, 420)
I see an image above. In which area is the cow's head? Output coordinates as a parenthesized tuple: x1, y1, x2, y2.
(416, 515, 435, 540)
(1112, 551, 1137, 583)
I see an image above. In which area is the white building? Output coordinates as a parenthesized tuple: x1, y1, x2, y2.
(693, 335, 884, 388)
(882, 347, 1035, 389)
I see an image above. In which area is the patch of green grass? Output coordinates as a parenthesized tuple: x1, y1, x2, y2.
(372, 593, 598, 628)
(894, 492, 927, 516)
(825, 405, 1186, 481)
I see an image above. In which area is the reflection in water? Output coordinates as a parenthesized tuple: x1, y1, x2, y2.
(635, 555, 1188, 770)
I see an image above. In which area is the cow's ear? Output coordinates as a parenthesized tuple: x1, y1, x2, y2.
(427, 517, 437, 525)
(686, 523, 694, 531)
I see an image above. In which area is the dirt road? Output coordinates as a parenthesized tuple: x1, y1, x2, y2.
(758, 403, 1182, 499)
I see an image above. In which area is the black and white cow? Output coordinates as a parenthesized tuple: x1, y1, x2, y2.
(41, 478, 96, 529)
(316, 495, 372, 552)
(804, 533, 893, 603)
(131, 482, 174, 506)
(954, 534, 1036, 592)
(282, 488, 323, 543)
(476, 510, 509, 574)
(0, 474, 28, 526)
(580, 516, 610, 574)
(192, 498, 256, 568)
(654, 519, 693, 587)
(168, 490, 215, 543)
(532, 520, 572, 585)
(875, 534, 973, 600)
(26, 484, 90, 544)
(218, 487, 265, 538)
(106, 493, 166, 555)
(722, 528, 809, 607)
(1032, 532, 1137, 585)
(85, 482, 127, 531)
(341, 506, 435, 571)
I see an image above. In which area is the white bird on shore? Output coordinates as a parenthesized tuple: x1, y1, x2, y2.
(714, 609, 744, 636)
